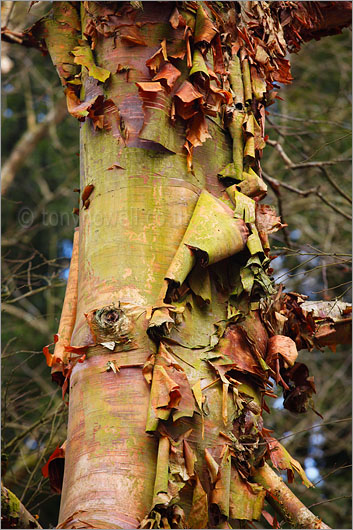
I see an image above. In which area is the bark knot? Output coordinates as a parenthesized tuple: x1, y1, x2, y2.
(92, 305, 133, 343)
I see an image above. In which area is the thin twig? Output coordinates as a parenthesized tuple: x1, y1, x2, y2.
(313, 464, 352, 487)
(273, 247, 351, 258)
(20, 406, 65, 502)
(308, 495, 351, 509)
(264, 138, 352, 220)
(316, 189, 352, 220)
(262, 171, 318, 197)
(266, 139, 351, 169)
(238, 418, 352, 447)
(4, 404, 65, 452)
(5, 283, 65, 304)
(2, 97, 67, 195)
(319, 166, 352, 204)
(312, 281, 352, 294)
(263, 170, 352, 220)
(2, 303, 50, 335)
(270, 111, 351, 130)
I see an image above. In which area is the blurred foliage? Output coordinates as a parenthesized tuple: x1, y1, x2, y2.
(2, 3, 79, 526)
(1, 3, 351, 528)
(263, 32, 352, 303)
(261, 30, 352, 530)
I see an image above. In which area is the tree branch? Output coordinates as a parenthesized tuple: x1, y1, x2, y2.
(315, 190, 352, 221)
(2, 97, 67, 196)
(263, 171, 318, 198)
(4, 283, 65, 305)
(264, 293, 351, 352)
(266, 139, 352, 172)
(319, 166, 352, 205)
(1, 485, 42, 529)
(253, 463, 330, 529)
(280, 1, 352, 48)
(4, 403, 64, 453)
(301, 300, 352, 348)
(2, 302, 50, 335)
(264, 139, 352, 220)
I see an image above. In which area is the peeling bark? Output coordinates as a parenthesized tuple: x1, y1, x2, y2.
(9, 1, 351, 528)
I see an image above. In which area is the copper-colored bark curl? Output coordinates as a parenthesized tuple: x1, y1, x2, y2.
(51, 227, 80, 379)
(287, 2, 352, 42)
(301, 301, 352, 349)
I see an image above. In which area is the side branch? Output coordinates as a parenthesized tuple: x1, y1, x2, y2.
(280, 1, 352, 47)
(263, 293, 351, 354)
(1, 302, 50, 335)
(253, 463, 330, 529)
(301, 300, 352, 349)
(1, 485, 42, 529)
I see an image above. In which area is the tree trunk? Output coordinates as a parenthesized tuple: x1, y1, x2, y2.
(19, 2, 350, 528)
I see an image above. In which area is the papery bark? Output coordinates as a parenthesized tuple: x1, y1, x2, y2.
(20, 2, 351, 528)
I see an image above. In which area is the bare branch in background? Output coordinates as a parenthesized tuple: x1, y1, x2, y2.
(2, 303, 49, 335)
(266, 138, 351, 170)
(265, 139, 352, 220)
(4, 283, 65, 305)
(262, 169, 352, 221)
(263, 170, 318, 197)
(2, 97, 67, 196)
(4, 403, 65, 454)
(319, 166, 352, 204)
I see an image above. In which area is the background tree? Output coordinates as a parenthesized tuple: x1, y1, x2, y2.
(1, 2, 351, 529)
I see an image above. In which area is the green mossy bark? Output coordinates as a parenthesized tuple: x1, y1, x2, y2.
(1, 485, 42, 529)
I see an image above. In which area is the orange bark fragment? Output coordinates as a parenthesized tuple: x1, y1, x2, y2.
(174, 81, 203, 120)
(49, 228, 80, 380)
(135, 81, 163, 92)
(267, 335, 298, 369)
(152, 63, 181, 90)
(81, 185, 94, 206)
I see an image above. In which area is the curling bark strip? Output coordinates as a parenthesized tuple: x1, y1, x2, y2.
(52, 228, 80, 373)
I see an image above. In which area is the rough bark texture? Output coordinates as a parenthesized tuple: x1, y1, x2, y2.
(13, 2, 350, 528)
